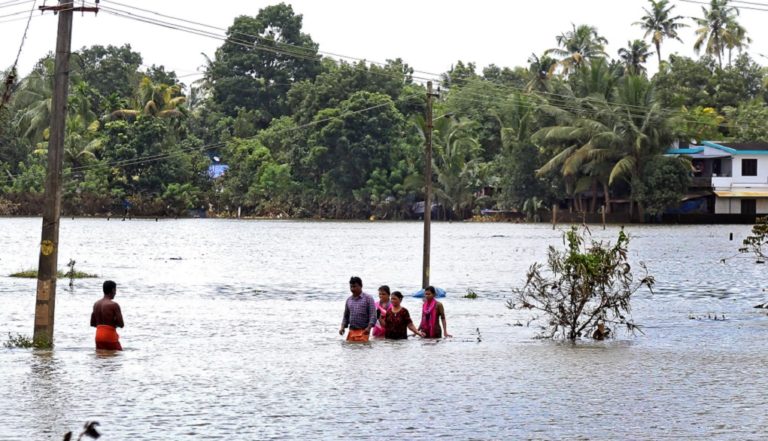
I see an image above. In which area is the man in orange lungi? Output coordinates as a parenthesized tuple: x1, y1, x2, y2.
(91, 280, 125, 350)
(338, 276, 376, 342)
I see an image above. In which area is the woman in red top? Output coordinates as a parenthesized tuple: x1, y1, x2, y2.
(380, 291, 423, 339)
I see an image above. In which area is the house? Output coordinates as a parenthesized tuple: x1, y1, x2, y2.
(667, 141, 768, 215)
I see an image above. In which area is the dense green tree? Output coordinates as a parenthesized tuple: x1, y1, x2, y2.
(634, 155, 691, 217)
(305, 91, 406, 217)
(441, 61, 478, 89)
(634, 0, 687, 65)
(208, 3, 321, 124)
(286, 58, 413, 125)
(723, 102, 768, 141)
(652, 55, 716, 108)
(75, 44, 142, 104)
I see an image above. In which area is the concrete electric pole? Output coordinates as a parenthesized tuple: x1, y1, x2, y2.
(33, 0, 98, 346)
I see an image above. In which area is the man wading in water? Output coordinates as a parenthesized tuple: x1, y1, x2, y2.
(339, 276, 377, 342)
(91, 280, 125, 350)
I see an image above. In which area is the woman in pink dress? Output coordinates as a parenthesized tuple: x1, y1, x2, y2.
(419, 286, 452, 338)
(371, 285, 392, 338)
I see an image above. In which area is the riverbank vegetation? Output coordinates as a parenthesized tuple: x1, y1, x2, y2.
(1, 1, 765, 220)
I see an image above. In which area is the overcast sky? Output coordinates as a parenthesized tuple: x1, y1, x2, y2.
(2, 0, 768, 84)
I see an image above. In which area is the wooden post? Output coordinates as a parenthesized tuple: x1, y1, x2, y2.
(33, 0, 75, 346)
(601, 205, 606, 230)
(552, 204, 557, 230)
(422, 81, 436, 288)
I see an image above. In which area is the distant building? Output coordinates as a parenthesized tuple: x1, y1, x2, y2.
(667, 141, 768, 215)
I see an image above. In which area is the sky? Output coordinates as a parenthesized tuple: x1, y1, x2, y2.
(2, 0, 768, 85)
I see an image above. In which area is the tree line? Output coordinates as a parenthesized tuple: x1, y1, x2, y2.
(1, 0, 766, 220)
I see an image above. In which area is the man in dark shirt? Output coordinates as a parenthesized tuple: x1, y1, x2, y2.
(339, 276, 376, 342)
(91, 280, 124, 350)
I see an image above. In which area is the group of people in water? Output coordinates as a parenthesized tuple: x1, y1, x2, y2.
(90, 276, 450, 351)
(339, 276, 451, 342)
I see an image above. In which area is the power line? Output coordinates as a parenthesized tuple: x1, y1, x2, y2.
(0, 0, 33, 10)
(89, 0, 750, 129)
(680, 0, 768, 12)
(1, 0, 36, 109)
(99, 0, 444, 81)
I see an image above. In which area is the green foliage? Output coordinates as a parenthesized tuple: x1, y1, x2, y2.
(723, 101, 768, 142)
(508, 227, 654, 340)
(634, 156, 691, 216)
(739, 216, 768, 261)
(3, 333, 51, 349)
(208, 3, 321, 124)
(463, 289, 478, 299)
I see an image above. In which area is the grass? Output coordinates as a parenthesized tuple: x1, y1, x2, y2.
(9, 269, 98, 278)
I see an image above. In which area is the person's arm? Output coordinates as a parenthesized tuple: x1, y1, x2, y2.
(365, 295, 376, 334)
(407, 322, 423, 336)
(90, 309, 96, 327)
(439, 303, 452, 338)
(339, 301, 349, 335)
(114, 304, 124, 328)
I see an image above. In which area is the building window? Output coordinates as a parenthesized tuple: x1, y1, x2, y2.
(742, 159, 757, 176)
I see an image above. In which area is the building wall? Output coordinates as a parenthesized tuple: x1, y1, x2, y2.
(714, 197, 768, 214)
(715, 198, 737, 214)
(731, 155, 768, 184)
(759, 198, 768, 214)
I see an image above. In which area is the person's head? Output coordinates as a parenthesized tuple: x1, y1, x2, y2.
(378, 285, 390, 303)
(103, 280, 117, 298)
(424, 286, 436, 301)
(391, 291, 403, 307)
(349, 276, 363, 295)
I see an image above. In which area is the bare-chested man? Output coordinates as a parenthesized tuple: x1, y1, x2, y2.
(91, 280, 124, 350)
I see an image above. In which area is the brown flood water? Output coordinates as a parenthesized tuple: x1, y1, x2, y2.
(1, 218, 767, 439)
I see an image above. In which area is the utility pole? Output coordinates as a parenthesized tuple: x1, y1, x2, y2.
(422, 81, 439, 288)
(33, 0, 98, 346)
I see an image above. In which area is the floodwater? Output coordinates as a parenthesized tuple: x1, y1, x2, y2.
(1, 218, 767, 440)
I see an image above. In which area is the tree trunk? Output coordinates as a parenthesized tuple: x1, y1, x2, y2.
(602, 181, 611, 214)
(655, 41, 661, 66)
(590, 179, 598, 213)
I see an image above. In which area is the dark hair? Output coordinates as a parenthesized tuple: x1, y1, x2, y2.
(378, 285, 390, 295)
(392, 291, 403, 300)
(349, 276, 363, 287)
(103, 280, 116, 295)
(425, 286, 436, 295)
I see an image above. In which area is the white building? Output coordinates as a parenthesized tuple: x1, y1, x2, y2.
(667, 141, 768, 215)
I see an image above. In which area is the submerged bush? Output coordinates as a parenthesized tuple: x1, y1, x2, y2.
(507, 226, 654, 341)
(3, 332, 51, 349)
(740, 216, 768, 262)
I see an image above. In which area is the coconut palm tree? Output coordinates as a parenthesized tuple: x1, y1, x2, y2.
(14, 59, 54, 143)
(110, 76, 187, 120)
(618, 40, 654, 75)
(534, 75, 673, 218)
(430, 117, 482, 219)
(526, 53, 558, 92)
(546, 24, 608, 75)
(634, 0, 687, 65)
(693, 0, 741, 68)
(724, 20, 750, 66)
